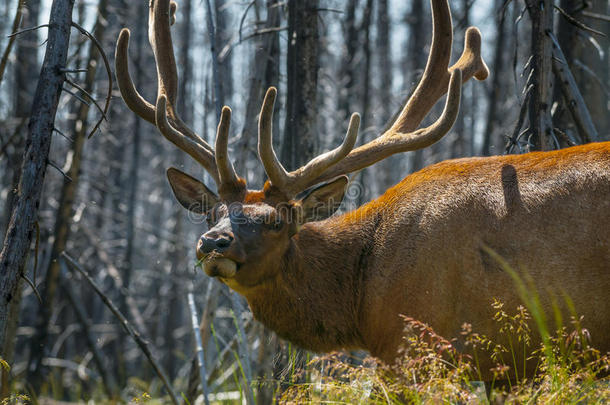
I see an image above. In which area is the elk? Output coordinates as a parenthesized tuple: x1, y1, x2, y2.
(116, 0, 610, 378)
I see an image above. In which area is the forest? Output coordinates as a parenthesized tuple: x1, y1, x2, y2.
(0, 0, 609, 403)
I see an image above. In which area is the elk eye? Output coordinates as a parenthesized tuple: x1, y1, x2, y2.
(270, 220, 283, 231)
(207, 204, 225, 225)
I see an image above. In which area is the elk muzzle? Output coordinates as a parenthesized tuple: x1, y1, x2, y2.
(197, 229, 238, 278)
(198, 232, 234, 255)
(201, 255, 237, 278)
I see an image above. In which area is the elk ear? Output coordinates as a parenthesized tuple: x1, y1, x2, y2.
(298, 176, 348, 223)
(166, 167, 219, 214)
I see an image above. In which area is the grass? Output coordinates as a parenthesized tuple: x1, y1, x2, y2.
(6, 304, 610, 404)
(278, 304, 609, 404)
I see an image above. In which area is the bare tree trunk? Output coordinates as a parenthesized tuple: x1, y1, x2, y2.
(215, 0, 233, 105)
(2, 0, 40, 241)
(164, 196, 186, 382)
(376, 0, 399, 191)
(0, 0, 40, 392)
(481, 0, 506, 155)
(27, 0, 109, 386)
(205, 0, 223, 116)
(0, 0, 75, 360)
(571, 0, 609, 139)
(237, 0, 280, 184)
(281, 0, 319, 170)
(406, 0, 428, 172)
(119, 0, 147, 384)
(525, 0, 555, 150)
(356, 0, 374, 204)
(0, 0, 25, 86)
(337, 0, 359, 127)
(451, 0, 470, 158)
(0, 276, 21, 396)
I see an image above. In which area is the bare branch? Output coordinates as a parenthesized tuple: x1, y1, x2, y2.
(70, 21, 112, 138)
(21, 274, 42, 305)
(0, 0, 26, 85)
(7, 23, 49, 38)
(549, 31, 598, 142)
(554, 5, 606, 37)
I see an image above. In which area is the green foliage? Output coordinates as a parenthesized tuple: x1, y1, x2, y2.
(0, 394, 30, 405)
(130, 392, 151, 403)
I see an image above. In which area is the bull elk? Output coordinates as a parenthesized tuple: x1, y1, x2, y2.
(116, 0, 610, 378)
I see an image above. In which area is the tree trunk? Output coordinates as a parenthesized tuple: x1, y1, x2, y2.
(376, 0, 404, 190)
(0, 0, 41, 393)
(27, 0, 109, 386)
(525, 0, 555, 151)
(237, 0, 280, 185)
(119, 0, 148, 383)
(0, 0, 75, 359)
(281, 0, 319, 170)
(481, 0, 506, 155)
(356, 0, 374, 204)
(2, 0, 40, 241)
(451, 0, 471, 158)
(406, 0, 428, 172)
(215, 0, 233, 106)
(570, 0, 609, 139)
(337, 0, 359, 127)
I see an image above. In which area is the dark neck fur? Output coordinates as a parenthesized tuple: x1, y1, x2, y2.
(246, 214, 377, 352)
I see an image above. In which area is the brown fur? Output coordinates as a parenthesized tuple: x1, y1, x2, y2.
(194, 142, 609, 380)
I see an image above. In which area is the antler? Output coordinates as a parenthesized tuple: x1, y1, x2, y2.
(115, 0, 242, 193)
(257, 0, 489, 196)
(258, 87, 361, 196)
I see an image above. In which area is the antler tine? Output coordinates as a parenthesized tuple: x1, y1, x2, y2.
(387, 0, 453, 135)
(150, 0, 216, 155)
(258, 87, 361, 196)
(156, 96, 220, 183)
(392, 12, 489, 134)
(454, 27, 489, 82)
(286, 113, 360, 195)
(149, 0, 178, 107)
(258, 87, 291, 189)
(399, 69, 462, 148)
(215, 106, 242, 192)
(115, 29, 156, 124)
(303, 68, 463, 190)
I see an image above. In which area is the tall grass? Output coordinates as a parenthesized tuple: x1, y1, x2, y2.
(279, 305, 609, 404)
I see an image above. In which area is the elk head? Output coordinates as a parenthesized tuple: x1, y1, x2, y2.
(115, 0, 488, 296)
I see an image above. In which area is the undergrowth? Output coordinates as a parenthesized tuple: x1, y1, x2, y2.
(278, 302, 610, 404)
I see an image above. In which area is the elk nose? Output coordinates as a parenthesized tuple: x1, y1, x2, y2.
(198, 232, 234, 254)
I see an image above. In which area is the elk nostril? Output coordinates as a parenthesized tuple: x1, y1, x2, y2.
(199, 236, 216, 254)
(215, 237, 232, 249)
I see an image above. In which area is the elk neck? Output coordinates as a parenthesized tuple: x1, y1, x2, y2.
(244, 203, 384, 354)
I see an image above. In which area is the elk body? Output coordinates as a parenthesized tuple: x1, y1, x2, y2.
(116, 0, 610, 378)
